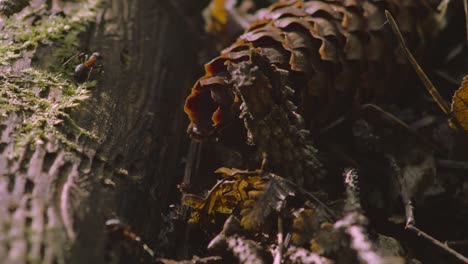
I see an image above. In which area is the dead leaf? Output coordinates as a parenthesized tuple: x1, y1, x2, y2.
(183, 168, 298, 230)
(291, 208, 340, 255)
(291, 208, 319, 246)
(182, 169, 265, 223)
(451, 76, 468, 130)
(182, 180, 240, 221)
(182, 194, 205, 210)
(240, 174, 295, 230)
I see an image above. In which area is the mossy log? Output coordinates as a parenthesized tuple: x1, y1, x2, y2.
(0, 0, 206, 263)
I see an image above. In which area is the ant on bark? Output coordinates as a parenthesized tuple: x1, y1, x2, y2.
(63, 52, 103, 83)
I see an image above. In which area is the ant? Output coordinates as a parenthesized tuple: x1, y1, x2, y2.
(105, 218, 155, 260)
(63, 52, 103, 83)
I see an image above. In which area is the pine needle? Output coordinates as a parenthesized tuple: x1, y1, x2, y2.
(464, 0, 468, 45)
(384, 11, 449, 114)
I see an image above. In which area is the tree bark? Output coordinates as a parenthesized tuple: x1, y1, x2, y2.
(0, 0, 206, 263)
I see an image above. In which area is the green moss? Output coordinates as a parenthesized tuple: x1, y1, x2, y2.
(0, 0, 102, 157)
(1, 69, 97, 157)
(0, 0, 101, 67)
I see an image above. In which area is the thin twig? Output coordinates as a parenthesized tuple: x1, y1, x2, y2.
(319, 116, 346, 135)
(273, 215, 284, 264)
(386, 154, 415, 226)
(434, 70, 462, 86)
(437, 159, 468, 171)
(181, 140, 202, 218)
(284, 232, 291, 249)
(464, 0, 468, 45)
(446, 240, 468, 248)
(407, 224, 468, 264)
(408, 115, 437, 131)
(297, 186, 338, 221)
(385, 11, 463, 131)
(279, 176, 338, 220)
(183, 140, 202, 188)
(384, 10, 449, 114)
(181, 140, 202, 258)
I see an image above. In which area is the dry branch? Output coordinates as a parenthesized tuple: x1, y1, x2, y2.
(407, 224, 468, 264)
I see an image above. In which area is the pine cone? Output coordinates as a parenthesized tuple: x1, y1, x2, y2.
(184, 0, 435, 186)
